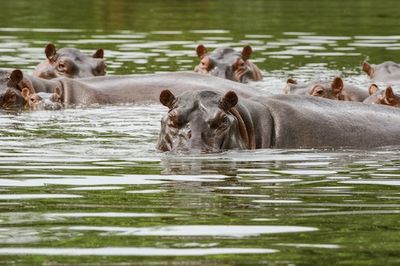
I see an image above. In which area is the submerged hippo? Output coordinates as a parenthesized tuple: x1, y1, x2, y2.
(362, 61, 400, 81)
(21, 87, 63, 111)
(1, 70, 261, 109)
(157, 90, 400, 152)
(363, 84, 400, 107)
(194, 44, 263, 83)
(33, 43, 106, 79)
(284, 77, 368, 102)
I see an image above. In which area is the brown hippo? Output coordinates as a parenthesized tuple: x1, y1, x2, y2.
(362, 61, 400, 82)
(157, 90, 400, 152)
(194, 44, 263, 83)
(363, 84, 400, 107)
(284, 77, 369, 102)
(21, 87, 63, 111)
(32, 43, 106, 79)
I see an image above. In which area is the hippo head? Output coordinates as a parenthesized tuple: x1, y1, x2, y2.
(308, 77, 344, 100)
(363, 84, 400, 107)
(362, 61, 400, 81)
(21, 87, 63, 111)
(194, 44, 262, 83)
(157, 89, 250, 153)
(33, 43, 106, 79)
(0, 69, 33, 110)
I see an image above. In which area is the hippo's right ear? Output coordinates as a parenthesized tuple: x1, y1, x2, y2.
(54, 87, 62, 97)
(241, 45, 253, 61)
(93, 49, 104, 59)
(385, 86, 395, 100)
(160, 90, 175, 109)
(368, 84, 379, 95)
(7, 70, 23, 87)
(220, 91, 238, 110)
(21, 88, 31, 99)
(331, 77, 344, 94)
(196, 44, 208, 58)
(45, 43, 57, 61)
(362, 61, 374, 77)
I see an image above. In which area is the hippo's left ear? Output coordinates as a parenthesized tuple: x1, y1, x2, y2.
(220, 91, 238, 110)
(7, 70, 23, 87)
(385, 86, 395, 100)
(241, 45, 253, 61)
(93, 49, 104, 59)
(368, 84, 379, 95)
(196, 44, 208, 58)
(45, 43, 57, 61)
(331, 77, 344, 94)
(54, 87, 62, 97)
(21, 88, 31, 99)
(160, 90, 175, 109)
(362, 61, 374, 77)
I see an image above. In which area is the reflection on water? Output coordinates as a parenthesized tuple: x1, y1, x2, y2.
(1, 0, 400, 265)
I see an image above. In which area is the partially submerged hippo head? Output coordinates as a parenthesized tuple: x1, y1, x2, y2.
(363, 84, 400, 107)
(33, 43, 106, 79)
(194, 44, 263, 83)
(0, 69, 34, 110)
(157, 89, 250, 153)
(362, 61, 400, 81)
(308, 77, 345, 100)
(21, 87, 63, 111)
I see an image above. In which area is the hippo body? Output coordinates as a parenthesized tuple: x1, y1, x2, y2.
(362, 61, 400, 81)
(29, 72, 262, 107)
(33, 43, 106, 79)
(194, 45, 263, 83)
(157, 90, 400, 152)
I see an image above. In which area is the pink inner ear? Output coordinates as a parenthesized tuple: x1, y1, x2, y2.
(332, 77, 344, 93)
(368, 84, 379, 95)
(385, 87, 394, 99)
(21, 88, 30, 98)
(55, 87, 62, 96)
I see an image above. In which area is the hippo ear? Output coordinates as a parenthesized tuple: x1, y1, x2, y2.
(196, 44, 208, 58)
(160, 90, 175, 109)
(54, 87, 62, 97)
(287, 78, 297, 85)
(221, 91, 238, 110)
(368, 84, 379, 95)
(385, 86, 395, 100)
(362, 61, 374, 77)
(21, 88, 31, 99)
(93, 48, 104, 59)
(45, 43, 57, 61)
(7, 70, 23, 87)
(241, 45, 253, 61)
(331, 77, 344, 94)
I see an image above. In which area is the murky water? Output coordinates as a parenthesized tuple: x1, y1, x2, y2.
(1, 1, 400, 265)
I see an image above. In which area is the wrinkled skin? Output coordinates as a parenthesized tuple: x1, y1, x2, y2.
(284, 77, 369, 102)
(194, 44, 263, 83)
(363, 84, 400, 107)
(157, 90, 400, 153)
(0, 69, 34, 110)
(33, 43, 106, 79)
(362, 61, 400, 81)
(21, 87, 63, 111)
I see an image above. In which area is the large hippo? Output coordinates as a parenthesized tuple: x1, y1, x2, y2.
(284, 77, 369, 101)
(362, 61, 400, 81)
(194, 44, 263, 83)
(157, 90, 400, 152)
(32, 43, 106, 79)
(363, 84, 400, 107)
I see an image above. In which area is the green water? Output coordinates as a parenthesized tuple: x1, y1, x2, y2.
(1, 0, 400, 265)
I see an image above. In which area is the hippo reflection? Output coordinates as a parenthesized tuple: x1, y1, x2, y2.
(362, 61, 400, 82)
(157, 90, 400, 153)
(33, 43, 106, 79)
(194, 44, 263, 83)
(284, 77, 368, 102)
(363, 84, 400, 107)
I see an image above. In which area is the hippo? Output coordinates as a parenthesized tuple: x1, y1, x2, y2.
(363, 84, 400, 107)
(32, 43, 106, 79)
(0, 70, 261, 109)
(362, 61, 400, 82)
(157, 90, 400, 152)
(21, 87, 63, 111)
(0, 69, 35, 110)
(194, 44, 263, 83)
(284, 77, 369, 102)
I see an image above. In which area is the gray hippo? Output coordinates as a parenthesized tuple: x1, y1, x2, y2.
(33, 43, 106, 79)
(284, 77, 368, 102)
(157, 90, 400, 152)
(362, 61, 400, 82)
(363, 84, 400, 107)
(194, 44, 263, 83)
(21, 87, 63, 111)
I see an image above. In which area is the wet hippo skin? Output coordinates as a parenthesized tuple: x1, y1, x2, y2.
(33, 43, 106, 79)
(157, 90, 400, 152)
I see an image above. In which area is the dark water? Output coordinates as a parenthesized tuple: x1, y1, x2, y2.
(1, 1, 400, 265)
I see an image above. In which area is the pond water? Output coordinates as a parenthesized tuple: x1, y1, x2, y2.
(1, 0, 400, 265)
